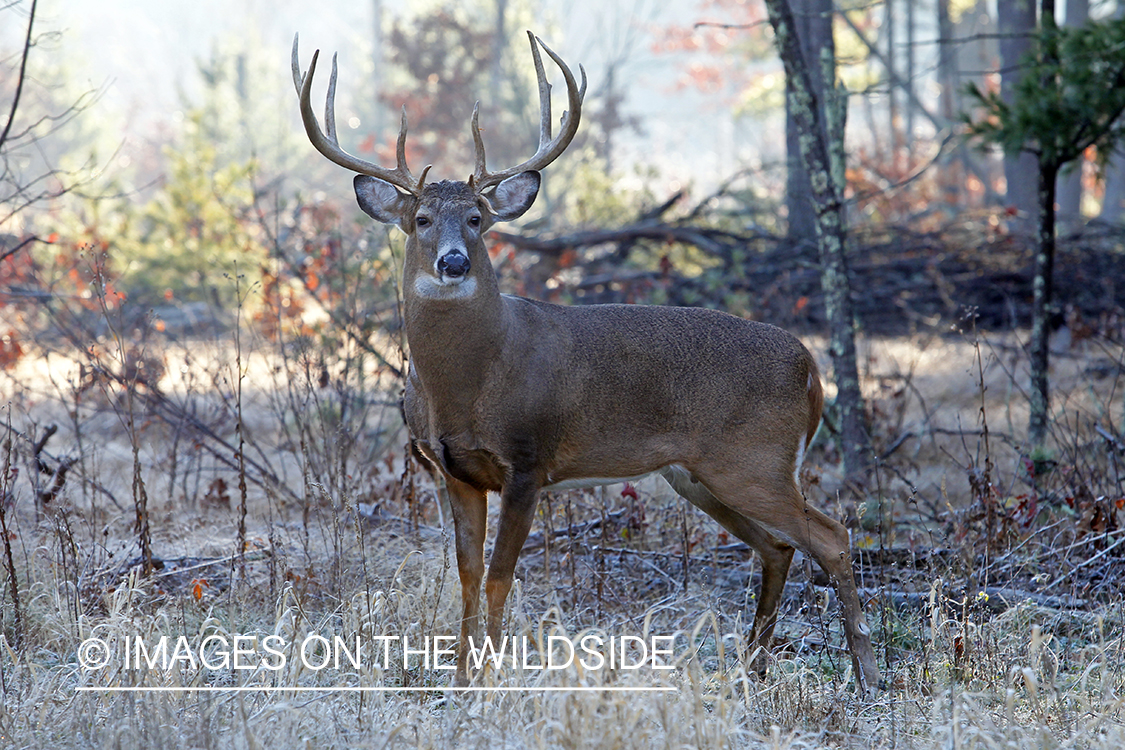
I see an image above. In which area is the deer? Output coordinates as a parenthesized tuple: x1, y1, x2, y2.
(292, 31, 880, 693)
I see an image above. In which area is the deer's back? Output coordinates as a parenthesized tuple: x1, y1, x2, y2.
(489, 297, 819, 479)
(508, 297, 815, 397)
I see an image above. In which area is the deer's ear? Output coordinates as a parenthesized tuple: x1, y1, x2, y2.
(354, 175, 414, 228)
(485, 171, 541, 222)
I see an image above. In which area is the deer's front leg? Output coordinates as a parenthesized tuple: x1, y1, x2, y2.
(484, 474, 540, 646)
(446, 477, 488, 686)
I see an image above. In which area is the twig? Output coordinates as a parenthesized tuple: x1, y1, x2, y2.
(1095, 423, 1125, 454)
(0, 0, 35, 149)
(1042, 534, 1125, 593)
(0, 234, 42, 265)
(0, 415, 23, 651)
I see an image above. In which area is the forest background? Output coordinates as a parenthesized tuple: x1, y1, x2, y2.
(2, 0, 1125, 747)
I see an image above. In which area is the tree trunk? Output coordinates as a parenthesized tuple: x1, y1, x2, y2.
(886, 0, 898, 168)
(785, 0, 833, 249)
(1102, 161, 1125, 222)
(1056, 0, 1088, 228)
(905, 0, 915, 146)
(997, 0, 1039, 232)
(371, 0, 386, 137)
(1028, 160, 1058, 448)
(765, 0, 871, 482)
(936, 0, 961, 205)
(1098, 2, 1125, 223)
(1029, 0, 1058, 449)
(491, 0, 507, 101)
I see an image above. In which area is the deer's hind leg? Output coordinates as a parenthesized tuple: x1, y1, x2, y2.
(660, 467, 794, 676)
(682, 462, 881, 694)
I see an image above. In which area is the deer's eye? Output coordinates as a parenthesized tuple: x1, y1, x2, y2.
(415, 215, 430, 228)
(468, 215, 481, 228)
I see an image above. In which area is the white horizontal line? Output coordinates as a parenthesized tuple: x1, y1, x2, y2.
(75, 685, 676, 693)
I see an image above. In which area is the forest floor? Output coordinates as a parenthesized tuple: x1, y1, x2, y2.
(1, 311, 1123, 748)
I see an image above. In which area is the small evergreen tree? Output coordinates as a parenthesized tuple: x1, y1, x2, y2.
(964, 16, 1125, 449)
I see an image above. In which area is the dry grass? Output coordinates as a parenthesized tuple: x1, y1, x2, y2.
(0, 322, 1124, 748)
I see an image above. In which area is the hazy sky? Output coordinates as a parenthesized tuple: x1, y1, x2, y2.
(9, 0, 784, 194)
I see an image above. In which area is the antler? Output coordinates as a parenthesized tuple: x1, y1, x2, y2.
(292, 34, 430, 196)
(470, 32, 587, 192)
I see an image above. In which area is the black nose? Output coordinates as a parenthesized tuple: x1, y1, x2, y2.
(437, 252, 470, 278)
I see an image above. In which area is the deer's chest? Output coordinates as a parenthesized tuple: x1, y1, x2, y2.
(403, 370, 508, 492)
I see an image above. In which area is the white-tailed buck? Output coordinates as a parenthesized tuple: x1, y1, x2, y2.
(292, 31, 880, 692)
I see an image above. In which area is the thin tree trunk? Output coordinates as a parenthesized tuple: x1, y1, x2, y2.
(1029, 0, 1058, 449)
(886, 0, 898, 168)
(1098, 2, 1125, 222)
(491, 0, 507, 100)
(371, 0, 385, 137)
(785, 0, 832, 249)
(906, 0, 915, 147)
(765, 0, 870, 481)
(1056, 0, 1088, 227)
(936, 0, 961, 205)
(604, 64, 617, 173)
(1029, 160, 1058, 448)
(1102, 160, 1125, 222)
(997, 0, 1039, 232)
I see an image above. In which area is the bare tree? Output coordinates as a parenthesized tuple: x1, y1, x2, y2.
(1, 0, 96, 263)
(1, 0, 44, 260)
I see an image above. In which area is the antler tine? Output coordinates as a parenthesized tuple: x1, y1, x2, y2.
(395, 108, 432, 192)
(292, 34, 425, 196)
(325, 53, 339, 145)
(529, 30, 553, 146)
(472, 31, 586, 191)
(470, 103, 486, 183)
(291, 33, 306, 96)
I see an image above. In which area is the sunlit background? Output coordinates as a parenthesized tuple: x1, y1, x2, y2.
(7, 0, 775, 200)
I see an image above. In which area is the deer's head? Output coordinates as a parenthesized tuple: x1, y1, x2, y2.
(293, 32, 585, 295)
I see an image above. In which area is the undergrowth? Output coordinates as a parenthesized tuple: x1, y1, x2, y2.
(0, 258, 1123, 748)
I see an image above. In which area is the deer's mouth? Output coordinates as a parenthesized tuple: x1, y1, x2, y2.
(413, 274, 477, 300)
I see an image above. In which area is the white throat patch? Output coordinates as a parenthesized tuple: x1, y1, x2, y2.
(413, 274, 477, 300)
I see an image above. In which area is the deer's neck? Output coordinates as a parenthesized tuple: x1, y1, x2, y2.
(403, 265, 508, 413)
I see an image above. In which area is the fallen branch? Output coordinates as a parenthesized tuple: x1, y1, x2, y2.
(522, 509, 627, 551)
(0, 421, 123, 510)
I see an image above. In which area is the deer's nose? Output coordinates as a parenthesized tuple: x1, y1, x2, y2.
(437, 252, 470, 278)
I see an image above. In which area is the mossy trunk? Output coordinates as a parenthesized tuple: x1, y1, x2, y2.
(765, 0, 870, 481)
(784, 0, 833, 250)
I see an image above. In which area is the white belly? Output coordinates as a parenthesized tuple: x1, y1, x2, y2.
(542, 473, 654, 491)
(542, 464, 698, 492)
